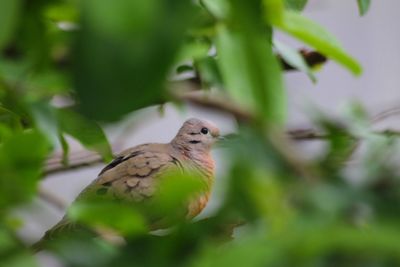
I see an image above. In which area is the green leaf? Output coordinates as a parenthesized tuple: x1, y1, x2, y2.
(74, 0, 195, 121)
(195, 56, 223, 88)
(283, 0, 308, 11)
(176, 40, 210, 63)
(0, 252, 39, 267)
(0, 0, 21, 50)
(275, 11, 362, 75)
(0, 106, 22, 131)
(57, 108, 113, 161)
(29, 101, 59, 146)
(152, 170, 207, 215)
(262, 0, 285, 24)
(200, 0, 229, 20)
(216, 0, 286, 124)
(0, 131, 49, 209)
(191, 232, 274, 267)
(274, 40, 316, 82)
(357, 0, 371, 16)
(44, 2, 79, 22)
(68, 201, 147, 236)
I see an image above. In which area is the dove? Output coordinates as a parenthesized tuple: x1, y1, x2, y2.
(35, 118, 220, 249)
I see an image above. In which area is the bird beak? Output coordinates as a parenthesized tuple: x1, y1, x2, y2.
(213, 135, 228, 148)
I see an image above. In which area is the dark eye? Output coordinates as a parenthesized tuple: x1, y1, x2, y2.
(200, 127, 209, 135)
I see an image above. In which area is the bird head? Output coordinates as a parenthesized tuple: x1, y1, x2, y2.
(172, 118, 220, 152)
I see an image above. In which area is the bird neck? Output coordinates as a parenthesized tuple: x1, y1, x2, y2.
(170, 140, 214, 182)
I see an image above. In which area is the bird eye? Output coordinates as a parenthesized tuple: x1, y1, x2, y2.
(200, 127, 209, 135)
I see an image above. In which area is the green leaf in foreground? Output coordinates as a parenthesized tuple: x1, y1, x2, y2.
(216, 0, 286, 124)
(0, 0, 21, 50)
(57, 108, 113, 161)
(0, 131, 49, 209)
(74, 0, 195, 121)
(357, 0, 371, 16)
(262, 0, 285, 24)
(68, 201, 147, 236)
(283, 0, 308, 11)
(275, 11, 362, 75)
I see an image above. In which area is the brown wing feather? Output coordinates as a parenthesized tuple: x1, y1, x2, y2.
(89, 147, 181, 202)
(39, 145, 184, 243)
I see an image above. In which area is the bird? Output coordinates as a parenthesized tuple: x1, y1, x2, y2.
(34, 118, 220, 249)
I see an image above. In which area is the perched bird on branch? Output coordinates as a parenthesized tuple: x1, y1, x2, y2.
(34, 118, 220, 251)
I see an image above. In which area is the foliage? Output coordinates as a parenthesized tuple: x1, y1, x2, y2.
(357, 0, 372, 16)
(3, 0, 398, 267)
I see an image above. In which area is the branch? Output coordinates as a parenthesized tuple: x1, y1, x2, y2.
(172, 89, 253, 123)
(371, 106, 400, 124)
(43, 88, 400, 180)
(44, 151, 104, 176)
(287, 129, 328, 140)
(183, 49, 327, 88)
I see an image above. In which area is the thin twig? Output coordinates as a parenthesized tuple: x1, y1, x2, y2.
(287, 129, 329, 140)
(173, 89, 253, 123)
(371, 106, 400, 124)
(44, 152, 104, 176)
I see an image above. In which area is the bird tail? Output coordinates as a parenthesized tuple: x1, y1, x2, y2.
(30, 215, 72, 253)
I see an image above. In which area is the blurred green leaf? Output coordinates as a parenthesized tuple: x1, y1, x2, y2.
(0, 131, 49, 209)
(0, 228, 39, 267)
(195, 56, 223, 88)
(216, 0, 286, 124)
(0, 106, 21, 131)
(0, 252, 39, 267)
(74, 0, 195, 121)
(148, 170, 208, 226)
(357, 0, 371, 16)
(191, 231, 274, 267)
(284, 0, 308, 11)
(275, 11, 362, 75)
(0, 0, 21, 50)
(68, 201, 147, 236)
(200, 0, 229, 19)
(282, 223, 400, 264)
(50, 231, 117, 267)
(57, 108, 113, 161)
(263, 0, 285, 24)
(17, 1, 52, 68)
(176, 40, 210, 63)
(0, 60, 30, 86)
(274, 40, 316, 82)
(0, 124, 14, 142)
(319, 121, 357, 175)
(0, 228, 15, 252)
(44, 2, 79, 22)
(26, 69, 69, 98)
(29, 101, 59, 146)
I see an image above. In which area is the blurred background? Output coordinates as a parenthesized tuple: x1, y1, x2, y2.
(4, 0, 400, 266)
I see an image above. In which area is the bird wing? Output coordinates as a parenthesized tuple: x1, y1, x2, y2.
(38, 145, 184, 243)
(80, 144, 184, 202)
